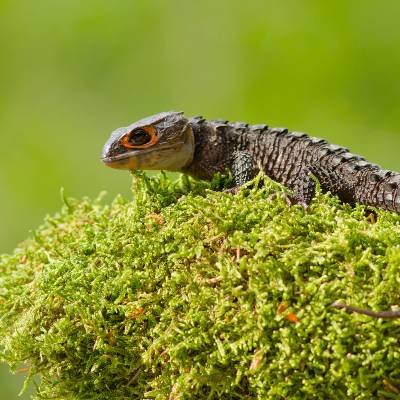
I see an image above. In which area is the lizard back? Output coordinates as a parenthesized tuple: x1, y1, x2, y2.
(185, 117, 400, 212)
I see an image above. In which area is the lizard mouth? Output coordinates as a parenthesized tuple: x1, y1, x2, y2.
(101, 142, 189, 170)
(101, 151, 144, 164)
(101, 142, 184, 162)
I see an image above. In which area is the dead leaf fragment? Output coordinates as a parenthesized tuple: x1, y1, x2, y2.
(286, 312, 299, 323)
(383, 378, 400, 394)
(147, 213, 165, 225)
(250, 351, 263, 370)
(277, 303, 288, 314)
(126, 306, 145, 319)
(207, 276, 223, 285)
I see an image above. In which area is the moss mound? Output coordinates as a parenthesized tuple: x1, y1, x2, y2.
(1, 172, 400, 399)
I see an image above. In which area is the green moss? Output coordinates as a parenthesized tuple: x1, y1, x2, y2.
(1, 172, 400, 399)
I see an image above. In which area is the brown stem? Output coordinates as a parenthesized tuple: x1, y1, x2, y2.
(332, 302, 400, 319)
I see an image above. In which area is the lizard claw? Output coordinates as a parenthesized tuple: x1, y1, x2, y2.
(287, 195, 309, 211)
(223, 186, 241, 195)
(268, 191, 292, 206)
(295, 200, 309, 211)
(268, 191, 309, 211)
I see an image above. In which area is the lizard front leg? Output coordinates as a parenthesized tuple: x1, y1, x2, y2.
(231, 151, 255, 186)
(286, 167, 316, 208)
(226, 151, 255, 193)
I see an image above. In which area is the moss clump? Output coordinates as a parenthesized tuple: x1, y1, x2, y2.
(1, 172, 400, 399)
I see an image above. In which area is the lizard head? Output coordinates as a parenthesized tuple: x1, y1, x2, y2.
(101, 111, 194, 171)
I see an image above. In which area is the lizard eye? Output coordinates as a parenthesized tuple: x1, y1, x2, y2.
(129, 129, 150, 146)
(122, 126, 157, 149)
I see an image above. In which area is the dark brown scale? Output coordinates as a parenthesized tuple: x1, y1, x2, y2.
(251, 124, 269, 132)
(184, 117, 400, 212)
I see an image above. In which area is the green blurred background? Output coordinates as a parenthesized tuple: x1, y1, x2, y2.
(1, 0, 400, 398)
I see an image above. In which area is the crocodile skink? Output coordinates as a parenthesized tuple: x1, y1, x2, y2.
(102, 111, 400, 212)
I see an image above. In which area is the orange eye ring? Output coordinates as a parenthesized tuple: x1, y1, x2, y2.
(121, 126, 158, 149)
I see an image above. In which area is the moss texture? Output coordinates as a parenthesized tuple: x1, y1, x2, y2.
(1, 172, 400, 399)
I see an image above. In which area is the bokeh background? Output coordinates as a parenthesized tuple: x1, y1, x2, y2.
(1, 0, 400, 398)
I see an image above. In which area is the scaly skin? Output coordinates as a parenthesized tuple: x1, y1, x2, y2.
(102, 111, 400, 213)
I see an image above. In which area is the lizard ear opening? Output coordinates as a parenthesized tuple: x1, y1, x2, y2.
(122, 126, 158, 149)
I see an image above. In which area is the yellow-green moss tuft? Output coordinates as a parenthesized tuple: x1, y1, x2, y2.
(1, 172, 400, 399)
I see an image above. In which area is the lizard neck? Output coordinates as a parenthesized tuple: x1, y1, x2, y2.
(182, 118, 231, 180)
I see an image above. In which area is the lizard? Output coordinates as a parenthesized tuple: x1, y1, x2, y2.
(101, 111, 400, 213)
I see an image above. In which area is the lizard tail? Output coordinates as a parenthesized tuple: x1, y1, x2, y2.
(355, 169, 400, 212)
